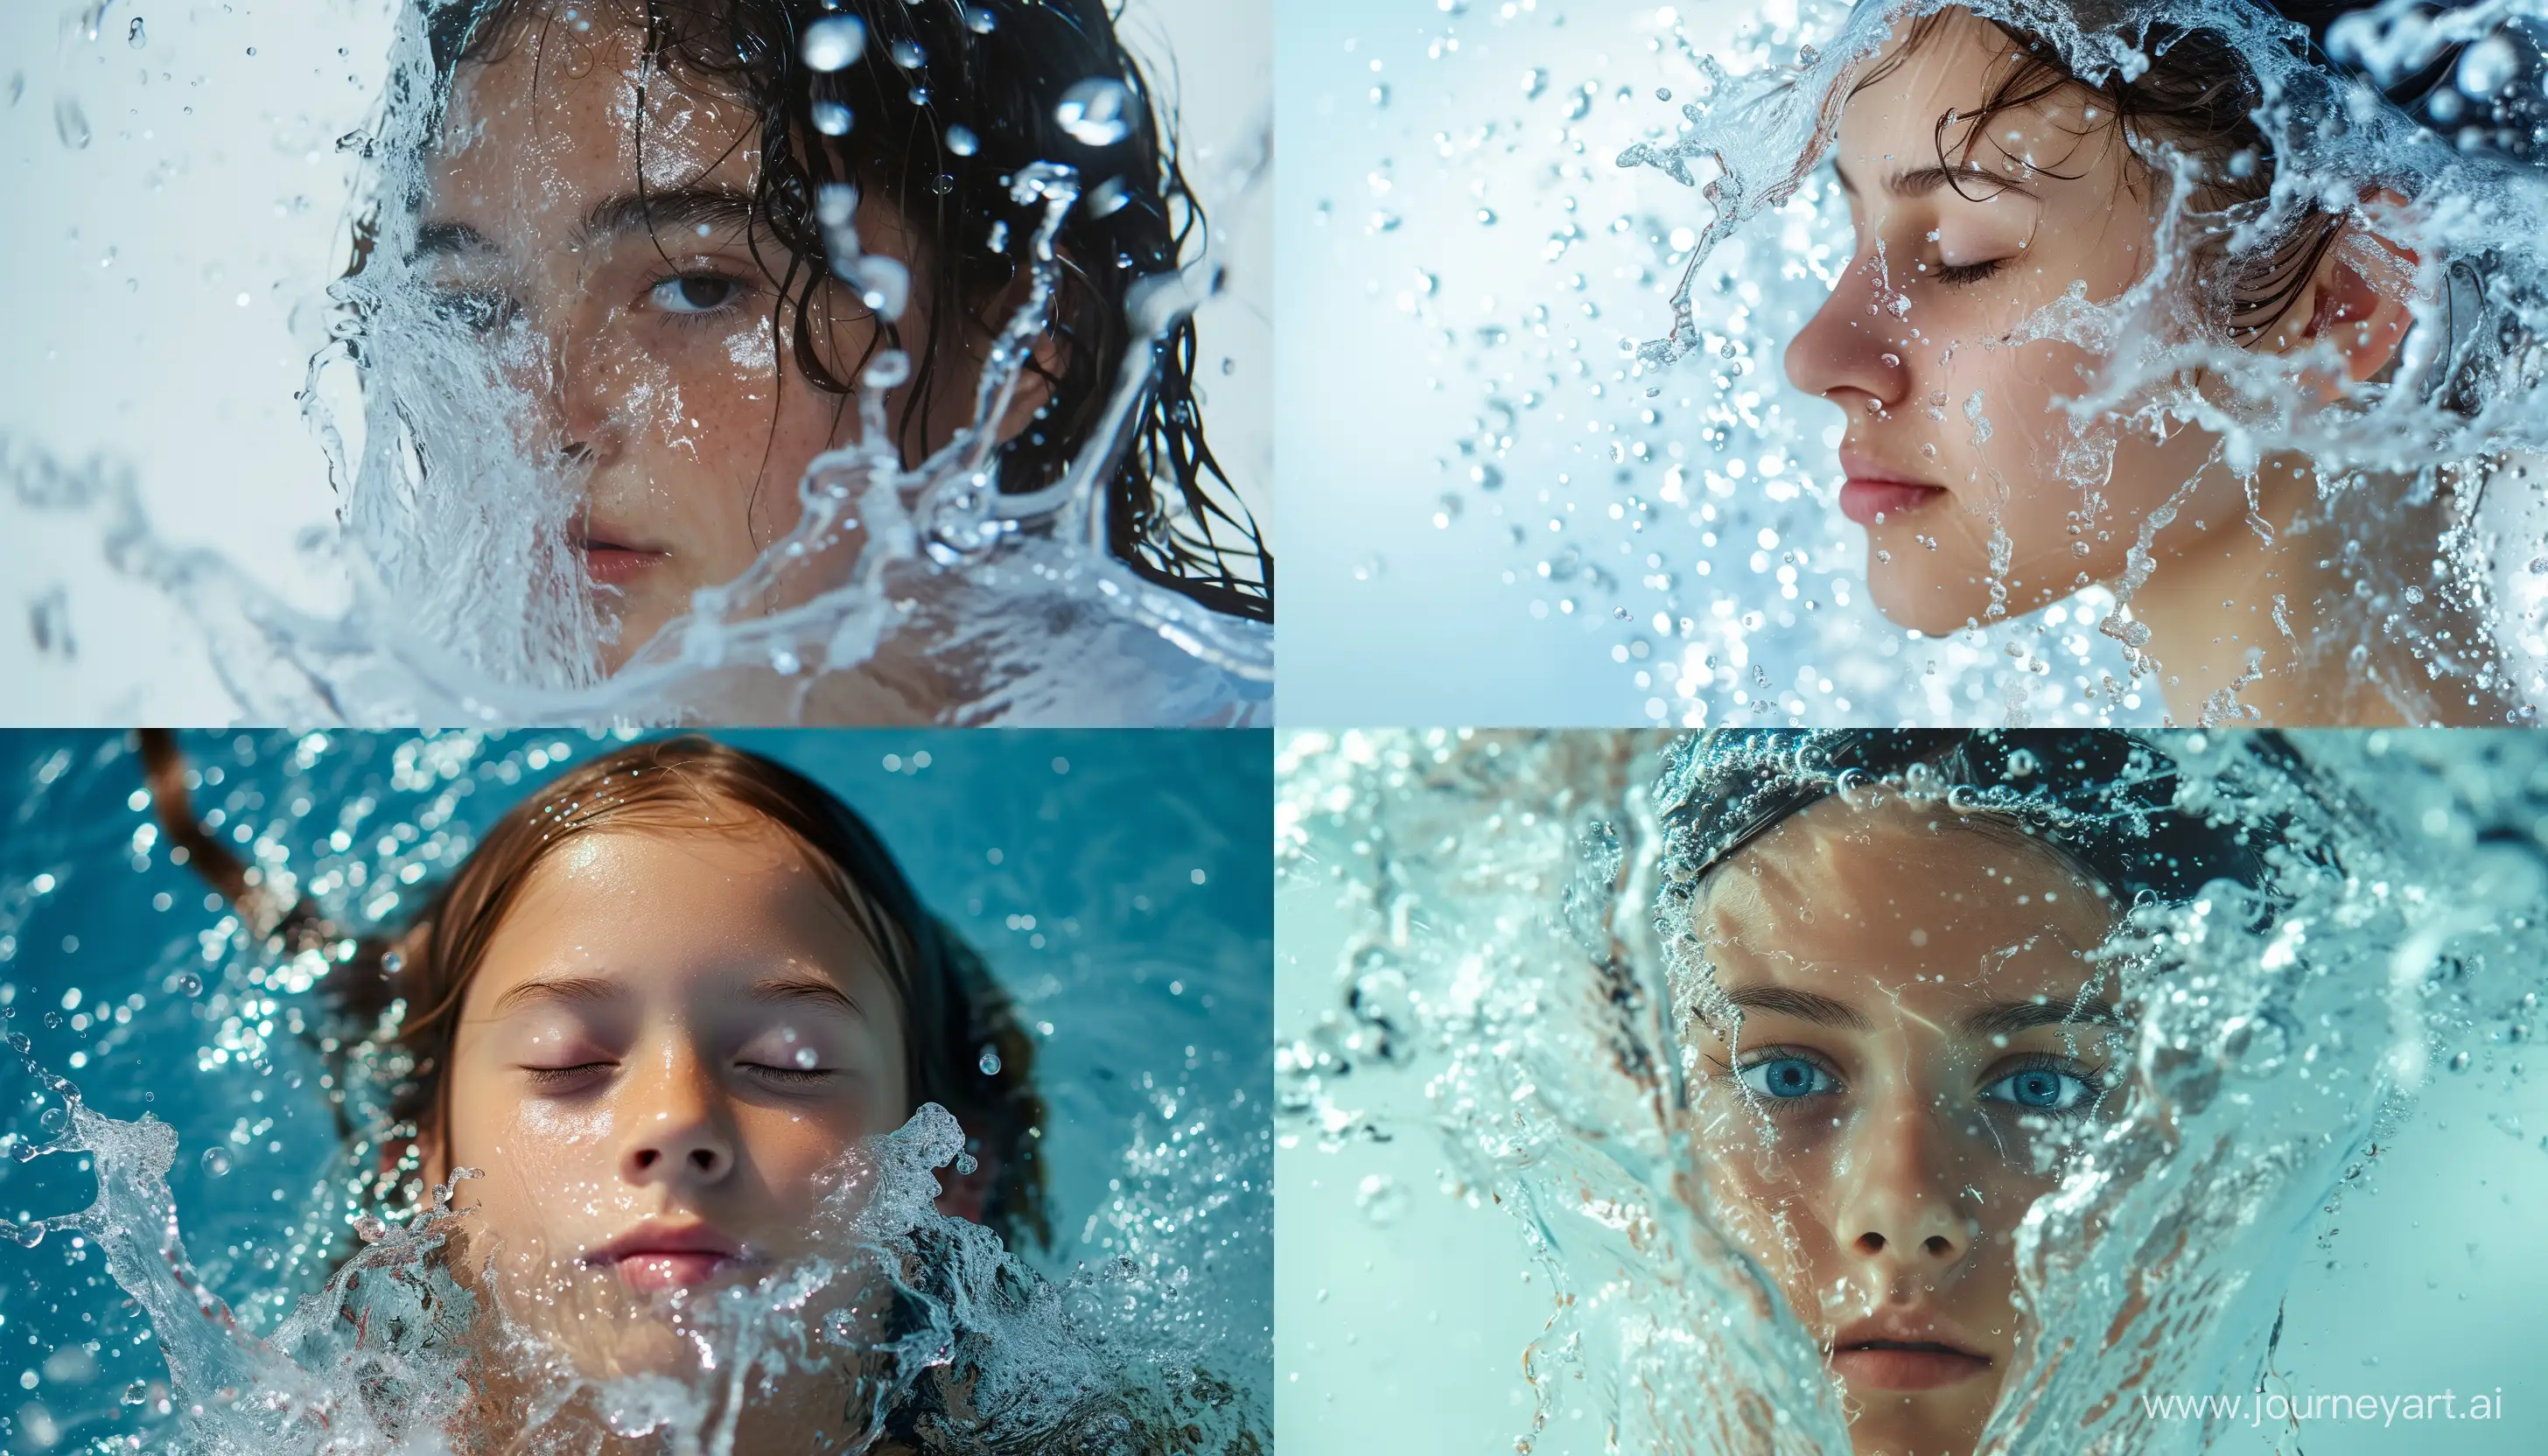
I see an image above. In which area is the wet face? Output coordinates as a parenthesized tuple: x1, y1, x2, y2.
(438, 817, 910, 1299)
(1684, 795, 2123, 1456)
(420, 14, 1014, 673)
(1783, 8, 2255, 635)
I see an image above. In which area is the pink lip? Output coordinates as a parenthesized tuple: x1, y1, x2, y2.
(1838, 479, 1950, 526)
(583, 1222, 746, 1292)
(578, 539, 670, 586)
(1829, 1314, 1995, 1392)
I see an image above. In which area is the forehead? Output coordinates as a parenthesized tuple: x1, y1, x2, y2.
(438, 14, 760, 214)
(1695, 795, 2113, 1000)
(1836, 10, 2086, 175)
(477, 820, 873, 982)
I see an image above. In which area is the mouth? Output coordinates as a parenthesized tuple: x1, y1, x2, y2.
(576, 534, 671, 587)
(1828, 1335, 1995, 1392)
(582, 1222, 746, 1293)
(1837, 478, 1950, 527)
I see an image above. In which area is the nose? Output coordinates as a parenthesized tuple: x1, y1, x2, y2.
(1829, 1093, 1974, 1281)
(619, 1045, 738, 1187)
(1783, 245, 1911, 419)
(542, 298, 623, 472)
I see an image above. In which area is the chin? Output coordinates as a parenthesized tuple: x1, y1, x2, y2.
(1865, 550, 1992, 637)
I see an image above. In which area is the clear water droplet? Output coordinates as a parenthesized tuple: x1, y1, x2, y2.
(801, 16, 866, 73)
(978, 1046, 1003, 1076)
(1055, 78, 1133, 146)
(54, 97, 90, 150)
(811, 101, 853, 136)
(889, 38, 926, 70)
(1355, 1173, 1410, 1226)
(174, 970, 200, 996)
(946, 123, 978, 157)
(200, 1147, 231, 1177)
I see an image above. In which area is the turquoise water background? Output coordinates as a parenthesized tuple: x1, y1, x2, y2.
(0, 728, 1270, 1451)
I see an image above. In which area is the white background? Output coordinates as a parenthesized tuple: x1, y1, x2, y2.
(0, 0, 1269, 724)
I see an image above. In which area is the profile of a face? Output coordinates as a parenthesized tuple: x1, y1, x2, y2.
(419, 15, 1037, 682)
(430, 816, 912, 1378)
(1684, 795, 2124, 1456)
(1785, 8, 2414, 676)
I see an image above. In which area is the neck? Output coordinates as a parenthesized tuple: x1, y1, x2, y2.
(2118, 458, 2500, 726)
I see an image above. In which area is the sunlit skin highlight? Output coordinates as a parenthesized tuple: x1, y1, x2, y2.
(1784, 7, 2463, 725)
(1684, 795, 2126, 1456)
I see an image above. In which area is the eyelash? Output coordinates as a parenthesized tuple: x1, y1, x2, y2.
(1931, 257, 2008, 286)
(520, 1061, 838, 1087)
(740, 1062, 836, 1085)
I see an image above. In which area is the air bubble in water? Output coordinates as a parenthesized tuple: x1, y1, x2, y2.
(1355, 1173, 1410, 1226)
(801, 16, 866, 72)
(947, 123, 978, 156)
(1056, 78, 1133, 146)
(2458, 35, 2519, 97)
(200, 1147, 231, 1177)
(53, 98, 90, 150)
(173, 970, 200, 996)
(978, 1046, 1003, 1076)
(811, 101, 853, 136)
(120, 1381, 148, 1405)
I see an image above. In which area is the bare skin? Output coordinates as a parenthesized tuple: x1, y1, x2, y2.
(426, 817, 955, 1451)
(1685, 795, 2124, 1456)
(423, 13, 1046, 698)
(1783, 7, 2460, 724)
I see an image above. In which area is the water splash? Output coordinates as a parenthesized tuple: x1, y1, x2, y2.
(1356, 0, 2548, 724)
(4, 1, 1270, 726)
(1278, 729, 2547, 1453)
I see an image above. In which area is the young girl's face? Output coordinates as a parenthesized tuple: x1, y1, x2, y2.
(421, 12, 1022, 673)
(438, 816, 910, 1294)
(1684, 795, 2122, 1456)
(1782, 7, 2263, 635)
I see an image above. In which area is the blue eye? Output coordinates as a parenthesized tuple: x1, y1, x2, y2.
(1737, 1055, 1838, 1101)
(1983, 1065, 2096, 1112)
(650, 273, 745, 314)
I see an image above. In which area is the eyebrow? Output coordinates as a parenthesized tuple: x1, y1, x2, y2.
(748, 974, 864, 1018)
(410, 186, 757, 264)
(578, 185, 758, 247)
(1831, 159, 2037, 201)
(1718, 984, 1875, 1031)
(488, 975, 623, 1017)
(1961, 996, 2125, 1038)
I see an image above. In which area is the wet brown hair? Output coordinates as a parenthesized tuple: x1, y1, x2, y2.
(321, 734, 1049, 1251)
(1852, 3, 2460, 341)
(401, 0, 1270, 621)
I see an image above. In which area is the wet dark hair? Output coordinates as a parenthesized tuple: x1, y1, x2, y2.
(1853, 2, 2532, 346)
(408, 0, 1269, 621)
(1656, 729, 2301, 917)
(142, 730, 1049, 1253)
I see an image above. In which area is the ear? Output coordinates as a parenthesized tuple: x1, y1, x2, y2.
(2260, 188, 2418, 397)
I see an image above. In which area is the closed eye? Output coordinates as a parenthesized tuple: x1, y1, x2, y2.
(738, 1061, 837, 1085)
(1931, 257, 2009, 286)
(523, 1061, 614, 1088)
